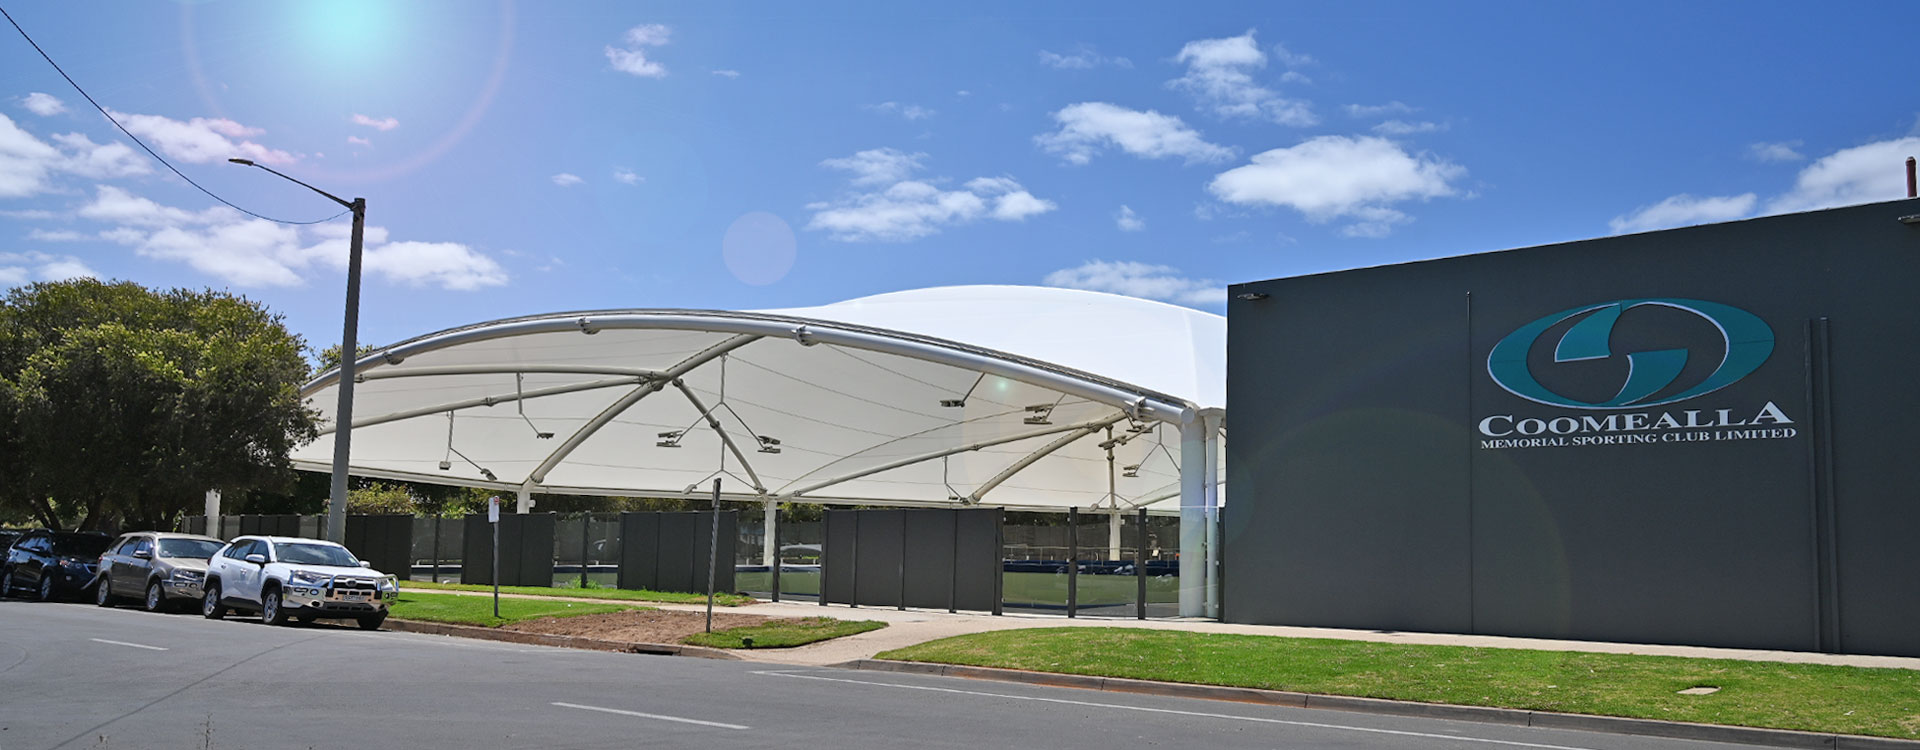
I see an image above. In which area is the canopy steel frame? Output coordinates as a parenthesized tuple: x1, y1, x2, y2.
(305, 311, 1197, 425)
(776, 413, 1126, 500)
(527, 334, 760, 485)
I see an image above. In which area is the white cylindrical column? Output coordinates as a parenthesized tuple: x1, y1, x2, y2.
(1178, 420, 1206, 617)
(1108, 510, 1122, 561)
(204, 488, 221, 520)
(1203, 413, 1221, 619)
(763, 499, 778, 567)
(516, 486, 533, 514)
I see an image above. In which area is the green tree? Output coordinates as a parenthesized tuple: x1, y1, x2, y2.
(0, 279, 318, 531)
(313, 343, 373, 373)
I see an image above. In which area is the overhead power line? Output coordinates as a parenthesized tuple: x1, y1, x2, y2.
(0, 4, 347, 226)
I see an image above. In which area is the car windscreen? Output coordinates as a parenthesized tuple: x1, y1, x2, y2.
(51, 535, 111, 557)
(158, 539, 225, 560)
(272, 543, 359, 567)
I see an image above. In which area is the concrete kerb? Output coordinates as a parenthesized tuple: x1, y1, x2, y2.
(838, 659, 1920, 750)
(383, 618, 740, 660)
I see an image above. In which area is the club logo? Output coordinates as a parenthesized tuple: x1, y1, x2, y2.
(1487, 298, 1773, 410)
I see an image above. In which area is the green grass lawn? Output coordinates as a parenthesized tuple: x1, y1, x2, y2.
(404, 579, 756, 606)
(388, 591, 644, 628)
(880, 628, 1920, 740)
(683, 617, 885, 649)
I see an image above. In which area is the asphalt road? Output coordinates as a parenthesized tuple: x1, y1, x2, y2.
(1, 599, 1783, 750)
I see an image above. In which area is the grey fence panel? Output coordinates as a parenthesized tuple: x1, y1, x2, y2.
(658, 513, 697, 593)
(903, 511, 956, 609)
(613, 511, 735, 594)
(344, 515, 412, 578)
(822, 511, 855, 605)
(462, 513, 556, 587)
(956, 509, 1002, 612)
(236, 515, 302, 537)
(824, 508, 1000, 612)
(617, 512, 661, 590)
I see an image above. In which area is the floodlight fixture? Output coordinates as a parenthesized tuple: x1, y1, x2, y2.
(516, 374, 556, 439)
(940, 373, 987, 408)
(757, 435, 782, 454)
(1121, 464, 1141, 478)
(1023, 403, 1055, 425)
(438, 460, 452, 471)
(657, 430, 684, 448)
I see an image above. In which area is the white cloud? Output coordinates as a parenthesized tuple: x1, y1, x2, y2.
(867, 102, 935, 120)
(26, 229, 86, 242)
(1372, 120, 1442, 135)
(1115, 205, 1144, 231)
(807, 152, 1054, 241)
(350, 114, 398, 131)
(75, 185, 507, 290)
(1766, 136, 1920, 214)
(47, 132, 147, 179)
(22, 92, 66, 116)
(1608, 193, 1757, 234)
(346, 135, 372, 147)
(1043, 260, 1224, 307)
(1208, 135, 1466, 237)
(612, 168, 642, 185)
(1038, 47, 1132, 70)
(0, 113, 63, 197)
(1035, 102, 1232, 165)
(0, 251, 96, 285)
(606, 24, 671, 78)
(821, 148, 925, 186)
(550, 172, 584, 187)
(79, 185, 219, 226)
(1345, 101, 1414, 118)
(1169, 30, 1315, 126)
(109, 109, 297, 165)
(965, 176, 1057, 221)
(1747, 141, 1804, 162)
(711, 69, 741, 78)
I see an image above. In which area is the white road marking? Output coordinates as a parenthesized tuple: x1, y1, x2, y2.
(89, 638, 167, 652)
(753, 671, 1599, 750)
(551, 701, 750, 730)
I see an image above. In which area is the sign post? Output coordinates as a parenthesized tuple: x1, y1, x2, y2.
(705, 478, 720, 633)
(488, 496, 501, 618)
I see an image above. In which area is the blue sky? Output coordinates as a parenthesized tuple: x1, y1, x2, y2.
(2, 1, 1917, 356)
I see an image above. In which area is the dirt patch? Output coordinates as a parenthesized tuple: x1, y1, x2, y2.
(509, 609, 787, 645)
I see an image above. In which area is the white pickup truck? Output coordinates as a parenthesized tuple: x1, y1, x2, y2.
(202, 535, 399, 630)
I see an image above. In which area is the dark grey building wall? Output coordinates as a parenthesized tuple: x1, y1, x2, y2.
(1224, 199, 1920, 657)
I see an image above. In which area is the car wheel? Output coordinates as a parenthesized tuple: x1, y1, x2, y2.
(0, 569, 14, 598)
(95, 578, 114, 607)
(261, 587, 290, 626)
(202, 583, 226, 620)
(144, 581, 167, 613)
(357, 612, 387, 631)
(37, 572, 56, 602)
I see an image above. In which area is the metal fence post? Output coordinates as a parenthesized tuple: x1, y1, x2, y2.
(431, 515, 442, 583)
(848, 512, 860, 609)
(819, 510, 830, 607)
(992, 508, 1004, 616)
(580, 513, 592, 590)
(1136, 508, 1148, 620)
(947, 509, 958, 614)
(1067, 507, 1079, 618)
(770, 504, 782, 603)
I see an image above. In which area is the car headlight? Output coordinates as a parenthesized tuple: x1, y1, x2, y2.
(377, 576, 399, 593)
(288, 570, 333, 587)
(170, 569, 205, 583)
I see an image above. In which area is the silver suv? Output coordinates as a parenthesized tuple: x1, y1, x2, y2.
(202, 536, 398, 630)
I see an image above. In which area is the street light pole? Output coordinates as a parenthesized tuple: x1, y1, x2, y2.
(229, 158, 363, 544)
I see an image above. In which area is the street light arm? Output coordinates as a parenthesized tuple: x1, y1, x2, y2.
(228, 158, 356, 210)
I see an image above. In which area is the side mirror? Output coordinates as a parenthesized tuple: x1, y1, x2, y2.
(358, 561, 371, 568)
(244, 554, 267, 565)
(133, 550, 152, 560)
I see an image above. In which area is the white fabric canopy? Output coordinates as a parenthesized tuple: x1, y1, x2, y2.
(291, 285, 1225, 512)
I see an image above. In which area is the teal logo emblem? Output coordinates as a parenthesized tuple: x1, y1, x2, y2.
(1487, 299, 1773, 409)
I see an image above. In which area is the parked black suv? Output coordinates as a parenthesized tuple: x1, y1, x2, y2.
(2, 530, 113, 601)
